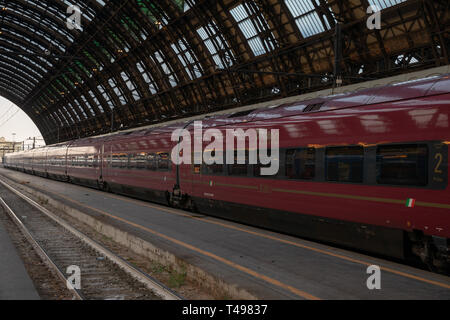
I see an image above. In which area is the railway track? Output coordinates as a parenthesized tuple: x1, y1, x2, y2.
(0, 177, 182, 301)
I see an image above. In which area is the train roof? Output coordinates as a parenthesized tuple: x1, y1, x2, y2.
(11, 73, 450, 151)
(92, 73, 450, 145)
(197, 73, 450, 128)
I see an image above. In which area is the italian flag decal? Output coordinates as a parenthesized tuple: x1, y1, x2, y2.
(406, 198, 416, 208)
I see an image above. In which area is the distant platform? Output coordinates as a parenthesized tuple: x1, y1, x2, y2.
(0, 214, 40, 300)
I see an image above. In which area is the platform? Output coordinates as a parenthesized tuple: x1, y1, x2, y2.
(1, 167, 449, 300)
(0, 211, 40, 300)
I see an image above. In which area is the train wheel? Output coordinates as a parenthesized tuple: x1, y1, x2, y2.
(166, 191, 173, 207)
(410, 232, 449, 274)
(99, 181, 110, 193)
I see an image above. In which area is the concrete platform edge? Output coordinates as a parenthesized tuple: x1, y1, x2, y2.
(5, 176, 258, 300)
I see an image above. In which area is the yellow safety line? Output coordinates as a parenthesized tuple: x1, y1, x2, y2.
(51, 191, 321, 300)
(55, 186, 450, 290)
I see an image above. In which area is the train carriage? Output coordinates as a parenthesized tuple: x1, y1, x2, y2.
(101, 127, 176, 205)
(4, 74, 450, 272)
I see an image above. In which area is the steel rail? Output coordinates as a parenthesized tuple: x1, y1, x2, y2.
(0, 177, 183, 301)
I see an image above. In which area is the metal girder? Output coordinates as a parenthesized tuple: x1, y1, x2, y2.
(0, 0, 448, 144)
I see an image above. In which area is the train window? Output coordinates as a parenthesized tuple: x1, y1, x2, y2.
(111, 154, 123, 168)
(253, 149, 277, 178)
(326, 146, 364, 183)
(128, 153, 148, 170)
(119, 154, 129, 168)
(136, 153, 148, 170)
(204, 163, 224, 175)
(157, 153, 170, 171)
(376, 144, 428, 186)
(78, 155, 87, 167)
(285, 148, 315, 180)
(87, 155, 94, 167)
(111, 154, 118, 167)
(128, 153, 137, 169)
(228, 151, 248, 176)
(203, 150, 224, 175)
(147, 153, 157, 171)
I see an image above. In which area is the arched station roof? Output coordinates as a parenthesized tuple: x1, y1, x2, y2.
(0, 0, 448, 144)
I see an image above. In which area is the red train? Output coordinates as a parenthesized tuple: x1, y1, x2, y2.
(4, 74, 450, 272)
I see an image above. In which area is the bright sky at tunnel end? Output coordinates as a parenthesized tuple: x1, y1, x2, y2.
(0, 96, 44, 144)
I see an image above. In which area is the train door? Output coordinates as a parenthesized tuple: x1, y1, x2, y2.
(102, 142, 112, 188)
(93, 144, 100, 180)
(100, 144, 104, 181)
(95, 144, 104, 186)
(64, 144, 70, 178)
(174, 121, 197, 198)
(190, 150, 202, 196)
(175, 149, 202, 207)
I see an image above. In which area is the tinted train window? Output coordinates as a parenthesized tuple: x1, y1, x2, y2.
(128, 153, 147, 170)
(147, 153, 157, 171)
(326, 146, 364, 183)
(285, 148, 315, 180)
(204, 164, 224, 175)
(376, 144, 428, 186)
(157, 153, 170, 170)
(128, 154, 136, 168)
(111, 154, 119, 167)
(120, 154, 129, 168)
(87, 155, 94, 167)
(111, 154, 127, 168)
(135, 153, 148, 170)
(203, 151, 224, 175)
(78, 156, 87, 167)
(228, 151, 248, 176)
(253, 149, 278, 177)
